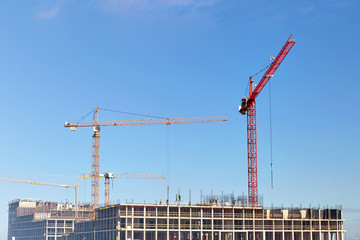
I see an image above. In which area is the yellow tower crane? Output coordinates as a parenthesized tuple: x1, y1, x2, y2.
(24, 172, 166, 207)
(64, 107, 227, 209)
(0, 176, 86, 222)
(73, 172, 166, 206)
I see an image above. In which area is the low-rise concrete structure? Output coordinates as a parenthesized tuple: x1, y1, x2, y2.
(8, 199, 92, 240)
(71, 203, 345, 240)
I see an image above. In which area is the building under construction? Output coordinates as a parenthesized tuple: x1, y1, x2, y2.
(69, 201, 345, 240)
(7, 199, 92, 240)
(7, 196, 346, 240)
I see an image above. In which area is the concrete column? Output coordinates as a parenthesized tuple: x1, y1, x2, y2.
(132, 206, 134, 240)
(46, 220, 49, 240)
(223, 208, 225, 238)
(55, 219, 58, 240)
(233, 209, 236, 240)
(167, 206, 169, 240)
(200, 207, 203, 240)
(319, 219, 322, 240)
(190, 208, 193, 240)
(262, 210, 265, 240)
(144, 206, 146, 240)
(125, 207, 128, 240)
(211, 208, 214, 240)
(253, 210, 255, 240)
(156, 206, 158, 240)
(179, 206, 181, 240)
(116, 219, 120, 240)
(62, 220, 65, 239)
(242, 209, 245, 231)
(282, 220, 285, 240)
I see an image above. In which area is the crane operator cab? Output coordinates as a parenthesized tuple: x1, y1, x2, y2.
(94, 125, 100, 132)
(239, 97, 248, 115)
(104, 172, 114, 179)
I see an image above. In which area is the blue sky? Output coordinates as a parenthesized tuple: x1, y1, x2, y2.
(0, 0, 359, 238)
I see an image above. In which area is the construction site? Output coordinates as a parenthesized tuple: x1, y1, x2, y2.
(4, 35, 347, 240)
(8, 199, 345, 240)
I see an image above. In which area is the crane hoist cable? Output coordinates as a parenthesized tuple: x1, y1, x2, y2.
(167, 126, 170, 184)
(244, 60, 276, 190)
(269, 80, 274, 189)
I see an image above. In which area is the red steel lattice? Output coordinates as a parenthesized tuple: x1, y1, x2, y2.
(243, 35, 295, 206)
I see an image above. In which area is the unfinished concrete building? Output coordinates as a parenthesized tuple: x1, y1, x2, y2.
(70, 202, 345, 240)
(8, 199, 92, 240)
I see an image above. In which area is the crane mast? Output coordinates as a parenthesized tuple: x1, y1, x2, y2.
(239, 35, 295, 206)
(247, 77, 258, 205)
(92, 108, 100, 211)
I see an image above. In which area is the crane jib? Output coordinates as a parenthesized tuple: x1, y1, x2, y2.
(249, 35, 295, 102)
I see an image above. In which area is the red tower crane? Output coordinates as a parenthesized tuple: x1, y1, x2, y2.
(239, 35, 295, 206)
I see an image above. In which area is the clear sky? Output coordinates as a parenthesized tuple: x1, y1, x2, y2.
(0, 0, 359, 238)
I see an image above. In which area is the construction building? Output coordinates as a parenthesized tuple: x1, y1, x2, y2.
(8, 199, 92, 240)
(69, 201, 345, 240)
